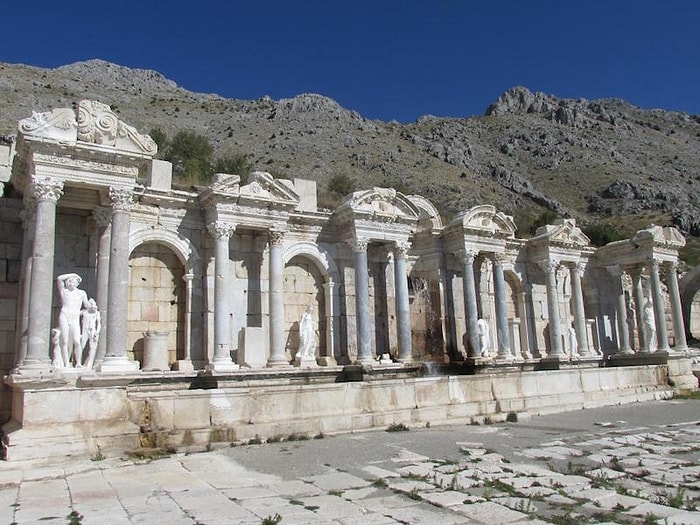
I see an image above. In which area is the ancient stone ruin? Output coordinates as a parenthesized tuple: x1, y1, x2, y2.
(0, 101, 696, 461)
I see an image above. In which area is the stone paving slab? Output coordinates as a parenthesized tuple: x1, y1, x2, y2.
(1, 399, 699, 524)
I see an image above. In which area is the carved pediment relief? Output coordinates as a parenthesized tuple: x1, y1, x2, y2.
(453, 205, 516, 238)
(338, 187, 421, 223)
(77, 100, 157, 155)
(209, 172, 241, 194)
(533, 218, 590, 248)
(18, 101, 157, 156)
(239, 171, 299, 206)
(631, 225, 685, 249)
(18, 108, 77, 142)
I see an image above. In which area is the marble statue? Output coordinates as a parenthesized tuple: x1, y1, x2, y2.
(51, 328, 64, 368)
(643, 299, 657, 352)
(296, 305, 316, 361)
(56, 273, 91, 367)
(80, 298, 101, 369)
(477, 318, 491, 358)
(568, 324, 578, 356)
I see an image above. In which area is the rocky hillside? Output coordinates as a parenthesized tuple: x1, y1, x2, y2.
(2, 59, 700, 244)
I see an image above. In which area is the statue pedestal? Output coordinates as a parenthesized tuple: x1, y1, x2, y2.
(98, 357, 139, 373)
(142, 331, 169, 371)
(294, 356, 318, 369)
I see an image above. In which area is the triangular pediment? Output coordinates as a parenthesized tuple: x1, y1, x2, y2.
(18, 108, 77, 142)
(239, 171, 299, 206)
(631, 225, 685, 249)
(18, 100, 157, 156)
(338, 187, 421, 223)
(532, 218, 590, 248)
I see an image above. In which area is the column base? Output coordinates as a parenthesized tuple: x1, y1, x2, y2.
(317, 356, 337, 367)
(206, 360, 240, 373)
(97, 357, 140, 373)
(266, 356, 292, 368)
(13, 360, 53, 376)
(172, 359, 195, 372)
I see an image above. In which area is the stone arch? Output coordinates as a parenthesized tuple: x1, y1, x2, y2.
(282, 242, 339, 364)
(283, 241, 338, 283)
(680, 266, 700, 340)
(283, 254, 327, 362)
(129, 226, 202, 276)
(127, 241, 186, 367)
(504, 269, 528, 356)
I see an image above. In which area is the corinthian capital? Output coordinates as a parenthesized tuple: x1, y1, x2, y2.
(394, 241, 411, 258)
(269, 229, 285, 246)
(491, 252, 507, 265)
(458, 248, 478, 265)
(538, 259, 560, 274)
(207, 221, 235, 240)
(350, 237, 369, 253)
(30, 176, 64, 204)
(109, 187, 133, 211)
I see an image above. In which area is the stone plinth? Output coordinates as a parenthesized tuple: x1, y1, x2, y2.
(2, 359, 694, 462)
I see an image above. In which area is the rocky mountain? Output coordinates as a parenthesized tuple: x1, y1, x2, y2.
(2, 59, 700, 248)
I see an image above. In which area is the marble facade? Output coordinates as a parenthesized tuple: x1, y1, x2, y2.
(0, 101, 696, 461)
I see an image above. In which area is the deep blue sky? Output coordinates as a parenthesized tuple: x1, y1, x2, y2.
(2, 1, 699, 122)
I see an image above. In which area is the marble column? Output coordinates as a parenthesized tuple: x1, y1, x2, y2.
(648, 259, 670, 352)
(93, 206, 111, 366)
(630, 268, 648, 352)
(394, 241, 412, 362)
(460, 249, 480, 358)
(608, 265, 632, 355)
(353, 238, 373, 363)
(540, 260, 564, 358)
(14, 197, 35, 367)
(569, 263, 591, 356)
(207, 221, 238, 371)
(100, 187, 139, 372)
(267, 229, 288, 367)
(492, 253, 512, 359)
(20, 177, 63, 372)
(665, 261, 687, 353)
(322, 279, 336, 364)
(174, 272, 195, 371)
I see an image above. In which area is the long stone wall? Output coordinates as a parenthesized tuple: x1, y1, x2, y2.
(2, 358, 693, 462)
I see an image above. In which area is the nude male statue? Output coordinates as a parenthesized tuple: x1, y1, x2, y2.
(56, 273, 91, 367)
(80, 298, 101, 369)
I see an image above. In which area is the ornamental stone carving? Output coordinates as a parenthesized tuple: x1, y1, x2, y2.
(458, 249, 478, 265)
(394, 241, 411, 258)
(538, 259, 560, 274)
(206, 221, 236, 240)
(30, 176, 64, 203)
(19, 108, 77, 142)
(77, 100, 157, 155)
(350, 238, 369, 253)
(109, 187, 134, 211)
(269, 229, 285, 246)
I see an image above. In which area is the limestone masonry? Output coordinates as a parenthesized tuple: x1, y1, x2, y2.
(0, 101, 696, 462)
